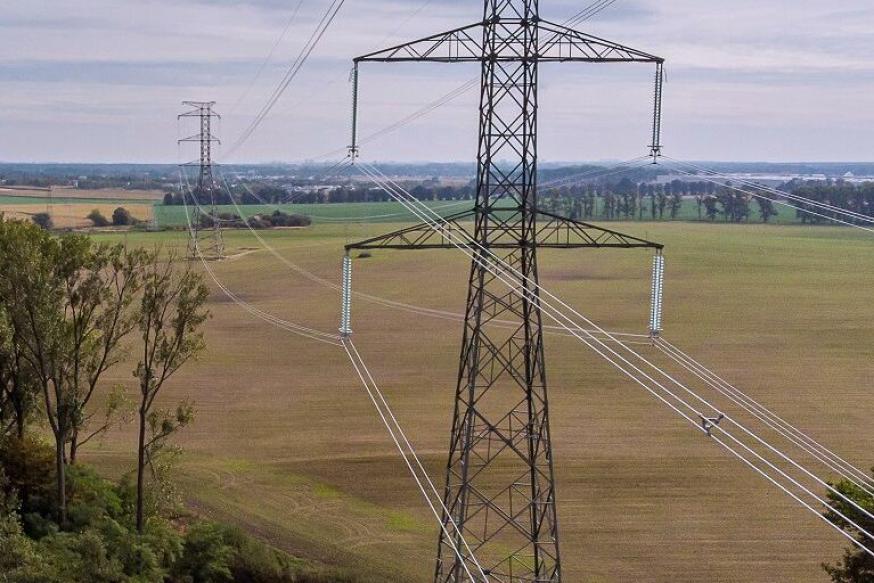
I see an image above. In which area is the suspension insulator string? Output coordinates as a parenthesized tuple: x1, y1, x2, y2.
(340, 252, 353, 337)
(649, 61, 664, 163)
(349, 63, 361, 161)
(650, 249, 665, 338)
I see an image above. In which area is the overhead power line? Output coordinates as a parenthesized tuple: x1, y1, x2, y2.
(224, 0, 348, 159)
(666, 164, 874, 234)
(182, 174, 491, 578)
(352, 159, 874, 560)
(663, 156, 874, 227)
(228, 0, 306, 116)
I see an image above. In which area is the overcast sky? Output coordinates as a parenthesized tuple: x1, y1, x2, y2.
(1, 0, 872, 164)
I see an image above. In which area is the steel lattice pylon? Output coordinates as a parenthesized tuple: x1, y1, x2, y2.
(179, 101, 224, 260)
(348, 2, 664, 580)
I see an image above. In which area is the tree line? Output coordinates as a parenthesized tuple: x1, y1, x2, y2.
(789, 180, 874, 225)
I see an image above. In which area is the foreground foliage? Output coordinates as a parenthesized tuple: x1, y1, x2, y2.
(824, 472, 874, 583)
(0, 438, 360, 582)
(0, 218, 363, 581)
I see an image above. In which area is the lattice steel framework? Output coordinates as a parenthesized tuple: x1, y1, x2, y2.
(349, 3, 663, 581)
(179, 101, 224, 259)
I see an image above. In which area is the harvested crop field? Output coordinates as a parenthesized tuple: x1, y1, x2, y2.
(85, 221, 874, 583)
(0, 186, 165, 201)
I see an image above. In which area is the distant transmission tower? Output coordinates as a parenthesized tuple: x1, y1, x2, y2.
(346, 2, 665, 581)
(179, 100, 224, 259)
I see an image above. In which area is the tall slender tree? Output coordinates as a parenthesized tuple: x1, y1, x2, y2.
(134, 250, 209, 532)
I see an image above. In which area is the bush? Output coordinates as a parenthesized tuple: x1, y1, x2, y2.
(87, 209, 110, 227)
(0, 439, 358, 583)
(163, 193, 175, 206)
(172, 522, 233, 583)
(268, 211, 311, 228)
(112, 207, 135, 226)
(66, 465, 125, 529)
(0, 436, 56, 524)
(0, 511, 56, 582)
(31, 213, 53, 230)
(171, 521, 314, 583)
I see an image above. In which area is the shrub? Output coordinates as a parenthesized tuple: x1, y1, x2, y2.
(0, 436, 56, 523)
(172, 521, 234, 583)
(0, 511, 56, 582)
(31, 213, 53, 230)
(87, 209, 110, 227)
(66, 465, 125, 529)
(163, 193, 175, 206)
(112, 207, 135, 226)
(267, 211, 311, 228)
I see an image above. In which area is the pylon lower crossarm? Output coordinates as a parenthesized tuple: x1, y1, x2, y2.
(355, 22, 486, 63)
(345, 210, 663, 251)
(535, 210, 663, 249)
(345, 211, 476, 250)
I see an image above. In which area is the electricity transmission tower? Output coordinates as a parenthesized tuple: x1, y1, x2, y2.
(179, 100, 224, 259)
(347, 2, 664, 581)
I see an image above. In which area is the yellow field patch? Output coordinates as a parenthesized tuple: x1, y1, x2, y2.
(0, 203, 154, 228)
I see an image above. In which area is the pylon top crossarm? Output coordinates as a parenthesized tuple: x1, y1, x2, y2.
(354, 20, 663, 64)
(354, 22, 486, 63)
(536, 20, 662, 63)
(179, 101, 220, 118)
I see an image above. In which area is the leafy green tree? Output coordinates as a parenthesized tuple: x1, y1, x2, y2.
(0, 307, 39, 439)
(112, 207, 134, 226)
(86, 210, 109, 228)
(756, 198, 779, 223)
(66, 245, 148, 463)
(823, 473, 874, 582)
(0, 220, 147, 523)
(134, 252, 208, 532)
(704, 196, 719, 221)
(669, 192, 683, 219)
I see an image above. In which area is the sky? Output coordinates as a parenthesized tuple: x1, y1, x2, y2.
(1, 0, 873, 164)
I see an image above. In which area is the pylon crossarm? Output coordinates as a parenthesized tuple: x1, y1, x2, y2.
(345, 211, 476, 250)
(345, 209, 663, 251)
(355, 22, 486, 63)
(178, 133, 220, 144)
(534, 210, 663, 249)
(536, 21, 663, 62)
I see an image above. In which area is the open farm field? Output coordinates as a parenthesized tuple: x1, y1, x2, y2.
(154, 200, 472, 226)
(154, 197, 804, 227)
(0, 186, 164, 202)
(85, 221, 874, 583)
